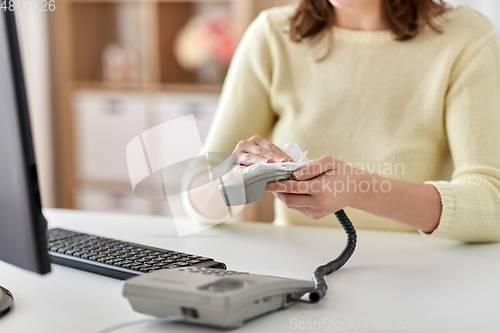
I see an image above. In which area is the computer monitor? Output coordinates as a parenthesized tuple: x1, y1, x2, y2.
(0, 10, 51, 317)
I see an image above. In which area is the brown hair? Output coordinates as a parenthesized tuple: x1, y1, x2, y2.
(289, 0, 449, 43)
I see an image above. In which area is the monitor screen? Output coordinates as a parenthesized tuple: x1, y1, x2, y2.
(0, 10, 50, 274)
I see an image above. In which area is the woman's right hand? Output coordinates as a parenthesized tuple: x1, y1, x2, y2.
(233, 135, 293, 166)
(214, 135, 294, 181)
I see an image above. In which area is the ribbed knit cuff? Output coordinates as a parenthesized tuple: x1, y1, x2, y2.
(420, 181, 457, 238)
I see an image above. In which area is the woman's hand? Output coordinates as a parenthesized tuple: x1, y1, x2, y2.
(212, 135, 294, 182)
(265, 156, 360, 220)
(233, 135, 293, 166)
(266, 155, 442, 232)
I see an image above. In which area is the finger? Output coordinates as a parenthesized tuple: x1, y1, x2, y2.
(294, 207, 323, 220)
(266, 180, 311, 194)
(266, 180, 291, 193)
(293, 156, 338, 180)
(248, 135, 293, 162)
(274, 192, 314, 208)
(246, 145, 290, 163)
(264, 143, 293, 162)
(267, 178, 329, 194)
(233, 139, 254, 154)
(221, 165, 246, 181)
(233, 137, 292, 164)
(238, 153, 272, 166)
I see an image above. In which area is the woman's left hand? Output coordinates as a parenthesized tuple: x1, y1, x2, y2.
(265, 156, 360, 220)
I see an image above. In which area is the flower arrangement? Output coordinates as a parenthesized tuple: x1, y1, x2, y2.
(174, 8, 236, 84)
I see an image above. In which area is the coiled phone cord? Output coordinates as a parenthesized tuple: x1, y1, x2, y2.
(299, 209, 357, 303)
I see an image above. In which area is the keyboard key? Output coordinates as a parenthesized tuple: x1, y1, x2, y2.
(94, 255, 111, 262)
(147, 267, 161, 272)
(161, 259, 176, 264)
(123, 262, 141, 269)
(147, 258, 161, 263)
(89, 254, 105, 261)
(105, 259, 122, 264)
(152, 262, 165, 267)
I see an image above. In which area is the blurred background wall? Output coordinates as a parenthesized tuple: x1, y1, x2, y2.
(448, 0, 500, 29)
(17, 11, 54, 207)
(13, 0, 500, 221)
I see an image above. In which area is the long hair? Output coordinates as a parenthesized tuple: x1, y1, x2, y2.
(289, 0, 449, 44)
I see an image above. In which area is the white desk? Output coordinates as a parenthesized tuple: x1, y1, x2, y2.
(1, 208, 499, 333)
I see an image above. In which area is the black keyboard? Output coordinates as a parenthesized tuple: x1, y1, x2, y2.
(46, 228, 226, 280)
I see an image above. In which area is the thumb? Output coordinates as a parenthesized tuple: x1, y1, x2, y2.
(293, 156, 337, 180)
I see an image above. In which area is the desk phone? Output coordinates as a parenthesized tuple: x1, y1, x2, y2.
(123, 267, 314, 328)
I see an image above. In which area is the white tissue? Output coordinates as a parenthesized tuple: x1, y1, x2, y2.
(243, 143, 314, 173)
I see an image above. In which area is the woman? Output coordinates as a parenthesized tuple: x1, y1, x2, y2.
(185, 0, 500, 242)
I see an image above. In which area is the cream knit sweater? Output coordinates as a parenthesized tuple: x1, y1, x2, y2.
(188, 5, 500, 242)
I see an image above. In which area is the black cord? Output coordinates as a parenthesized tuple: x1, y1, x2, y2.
(297, 209, 357, 303)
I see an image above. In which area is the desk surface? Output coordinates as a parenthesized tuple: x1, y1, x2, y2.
(1, 208, 499, 333)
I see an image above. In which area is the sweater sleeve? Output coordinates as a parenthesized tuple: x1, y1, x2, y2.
(181, 12, 277, 222)
(425, 29, 500, 242)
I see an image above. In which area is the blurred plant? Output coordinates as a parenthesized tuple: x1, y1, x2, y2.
(174, 8, 236, 84)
